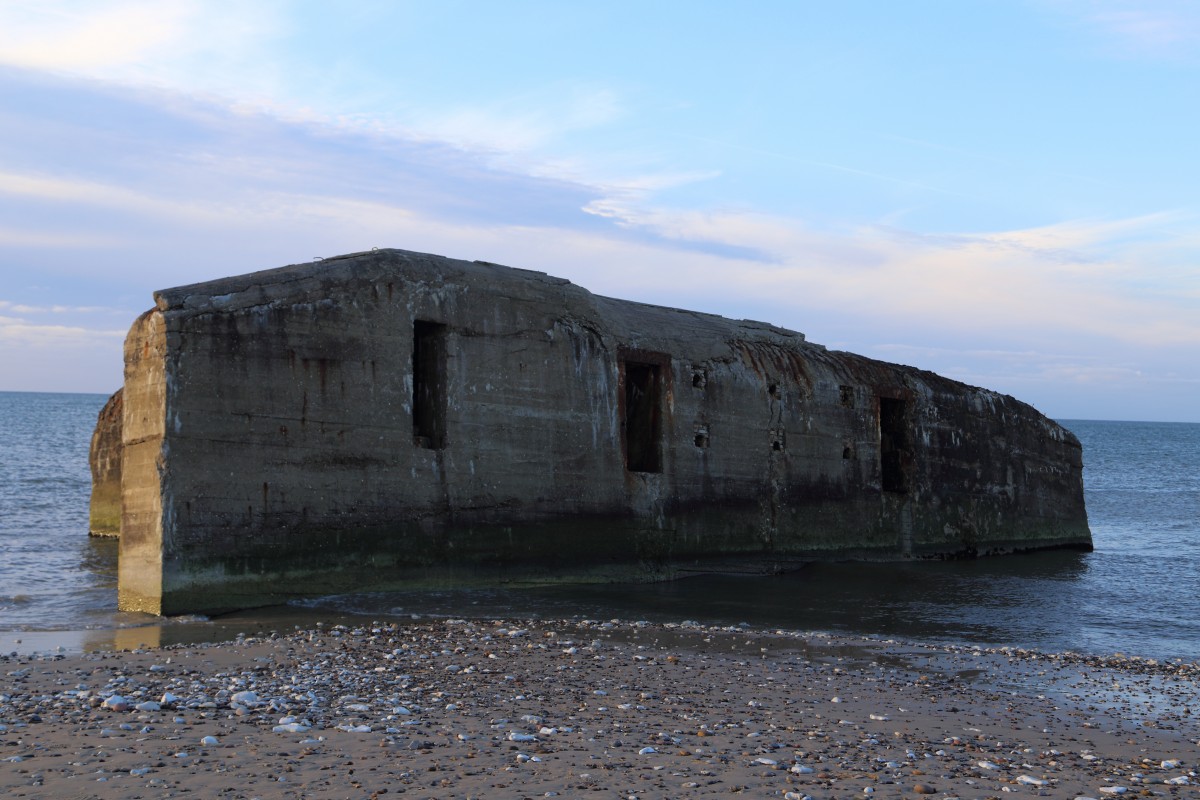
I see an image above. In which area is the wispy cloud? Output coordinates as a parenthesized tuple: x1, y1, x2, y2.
(1045, 0, 1200, 58)
(0, 226, 123, 248)
(408, 85, 625, 154)
(0, 314, 126, 345)
(575, 200, 1200, 348)
(871, 343, 1149, 385)
(3, 64, 1195, 358)
(0, 168, 257, 234)
(0, 300, 126, 315)
(0, 28, 1196, 416)
(0, 1, 197, 71)
(1089, 3, 1200, 48)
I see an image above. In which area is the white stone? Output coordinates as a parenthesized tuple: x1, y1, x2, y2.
(102, 695, 130, 711)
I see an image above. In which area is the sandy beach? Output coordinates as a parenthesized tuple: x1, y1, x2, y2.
(2, 618, 1197, 799)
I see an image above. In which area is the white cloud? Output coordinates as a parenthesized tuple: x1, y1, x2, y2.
(0, 1, 198, 71)
(405, 85, 626, 156)
(0, 169, 257, 227)
(571, 200, 1200, 349)
(0, 226, 124, 248)
(0, 300, 125, 314)
(0, 0, 286, 104)
(1089, 4, 1200, 48)
(0, 314, 125, 346)
(1044, 0, 1200, 57)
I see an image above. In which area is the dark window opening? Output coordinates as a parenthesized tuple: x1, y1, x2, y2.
(412, 320, 447, 449)
(770, 429, 786, 452)
(768, 382, 780, 398)
(843, 439, 856, 459)
(879, 396, 911, 492)
(694, 426, 709, 449)
(623, 361, 663, 472)
(692, 368, 707, 389)
(839, 385, 855, 408)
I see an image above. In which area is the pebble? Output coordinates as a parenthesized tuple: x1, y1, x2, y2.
(101, 695, 129, 711)
(0, 617, 1198, 799)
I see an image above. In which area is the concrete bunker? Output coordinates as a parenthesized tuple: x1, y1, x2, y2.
(99, 248, 1092, 615)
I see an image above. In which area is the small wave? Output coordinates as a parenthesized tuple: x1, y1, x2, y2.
(159, 614, 211, 626)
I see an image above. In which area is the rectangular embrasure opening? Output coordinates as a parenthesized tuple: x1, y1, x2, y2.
(412, 320, 447, 449)
(879, 396, 910, 493)
(623, 361, 663, 472)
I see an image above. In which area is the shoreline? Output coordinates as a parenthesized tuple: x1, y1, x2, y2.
(2, 619, 1197, 798)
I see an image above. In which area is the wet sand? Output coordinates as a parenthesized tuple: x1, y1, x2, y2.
(1, 619, 1197, 799)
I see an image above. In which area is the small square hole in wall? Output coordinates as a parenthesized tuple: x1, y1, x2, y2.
(843, 439, 856, 459)
(770, 429, 785, 451)
(692, 368, 707, 389)
(839, 385, 855, 408)
(694, 426, 710, 448)
(768, 383, 780, 399)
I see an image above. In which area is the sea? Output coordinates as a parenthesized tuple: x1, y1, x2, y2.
(1, 390, 1198, 661)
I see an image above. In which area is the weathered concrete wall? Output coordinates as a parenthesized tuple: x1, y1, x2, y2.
(88, 388, 123, 536)
(115, 248, 1091, 615)
(118, 310, 169, 615)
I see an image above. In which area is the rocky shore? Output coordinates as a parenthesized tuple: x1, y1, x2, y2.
(1, 619, 1197, 799)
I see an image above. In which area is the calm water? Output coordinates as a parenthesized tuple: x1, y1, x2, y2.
(1, 390, 1198, 661)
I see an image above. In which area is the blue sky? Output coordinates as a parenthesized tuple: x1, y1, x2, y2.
(1, 0, 1198, 422)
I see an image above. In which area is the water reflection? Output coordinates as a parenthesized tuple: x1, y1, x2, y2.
(292, 549, 1099, 654)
